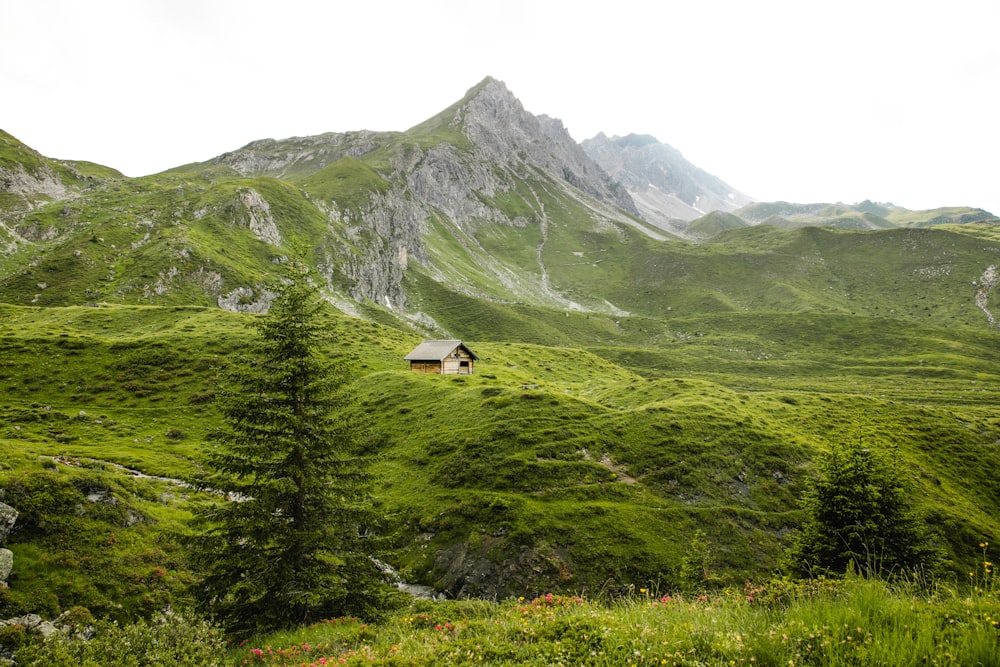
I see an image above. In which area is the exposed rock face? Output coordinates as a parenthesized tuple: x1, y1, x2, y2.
(0, 502, 17, 589)
(0, 163, 68, 200)
(458, 78, 638, 216)
(0, 502, 16, 544)
(405, 142, 508, 229)
(0, 549, 11, 584)
(230, 188, 281, 246)
(581, 132, 753, 232)
(218, 285, 277, 313)
(0, 610, 94, 648)
(975, 264, 999, 327)
(434, 538, 573, 599)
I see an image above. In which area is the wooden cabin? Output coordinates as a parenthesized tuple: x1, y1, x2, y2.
(404, 340, 479, 375)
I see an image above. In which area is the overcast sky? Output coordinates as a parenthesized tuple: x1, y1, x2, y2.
(3, 0, 998, 214)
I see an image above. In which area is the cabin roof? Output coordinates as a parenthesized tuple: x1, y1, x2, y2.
(404, 340, 479, 362)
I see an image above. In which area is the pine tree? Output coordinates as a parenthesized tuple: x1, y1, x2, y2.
(787, 441, 935, 578)
(188, 260, 393, 637)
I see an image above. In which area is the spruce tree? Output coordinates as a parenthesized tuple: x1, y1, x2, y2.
(189, 260, 393, 637)
(787, 441, 935, 578)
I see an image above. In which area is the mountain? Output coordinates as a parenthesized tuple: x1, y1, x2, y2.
(0, 129, 122, 254)
(2, 77, 997, 325)
(0, 78, 674, 319)
(3, 78, 1000, 603)
(731, 200, 996, 231)
(581, 132, 754, 235)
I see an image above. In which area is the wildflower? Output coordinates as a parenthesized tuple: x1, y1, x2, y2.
(640, 588, 647, 594)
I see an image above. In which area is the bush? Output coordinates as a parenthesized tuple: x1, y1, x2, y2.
(14, 609, 225, 667)
(786, 441, 936, 578)
(0, 622, 28, 653)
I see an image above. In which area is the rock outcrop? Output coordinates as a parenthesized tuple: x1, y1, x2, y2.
(0, 549, 11, 589)
(0, 502, 16, 590)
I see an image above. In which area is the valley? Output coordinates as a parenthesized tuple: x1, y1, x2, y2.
(1, 76, 999, 637)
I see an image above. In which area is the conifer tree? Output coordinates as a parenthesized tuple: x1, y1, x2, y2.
(189, 260, 393, 637)
(787, 441, 935, 578)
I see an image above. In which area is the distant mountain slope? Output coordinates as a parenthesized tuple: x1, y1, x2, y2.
(734, 200, 996, 230)
(686, 210, 749, 239)
(2, 79, 1000, 337)
(0, 129, 122, 254)
(581, 132, 754, 235)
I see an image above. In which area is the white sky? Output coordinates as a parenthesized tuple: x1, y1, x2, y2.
(3, 0, 998, 214)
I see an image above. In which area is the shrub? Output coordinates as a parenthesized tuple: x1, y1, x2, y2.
(0, 623, 28, 653)
(14, 609, 225, 667)
(786, 441, 936, 578)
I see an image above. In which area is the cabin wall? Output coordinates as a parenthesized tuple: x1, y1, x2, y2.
(409, 361, 442, 374)
(442, 353, 474, 375)
(407, 346, 476, 374)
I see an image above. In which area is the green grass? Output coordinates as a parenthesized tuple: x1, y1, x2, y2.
(216, 577, 1000, 666)
(297, 158, 390, 211)
(0, 449, 203, 622)
(12, 573, 999, 664)
(2, 299, 1000, 613)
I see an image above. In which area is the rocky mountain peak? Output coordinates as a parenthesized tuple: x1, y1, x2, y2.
(454, 78, 638, 215)
(582, 133, 753, 234)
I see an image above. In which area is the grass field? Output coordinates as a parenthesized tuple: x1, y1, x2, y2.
(2, 297, 999, 619)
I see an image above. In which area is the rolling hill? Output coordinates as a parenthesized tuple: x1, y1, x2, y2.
(1, 76, 1000, 612)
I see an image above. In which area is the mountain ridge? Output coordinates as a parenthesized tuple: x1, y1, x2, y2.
(1, 77, 998, 330)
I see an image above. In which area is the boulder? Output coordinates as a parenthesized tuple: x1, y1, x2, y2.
(0, 549, 12, 582)
(33, 621, 58, 639)
(0, 503, 16, 543)
(7, 614, 41, 631)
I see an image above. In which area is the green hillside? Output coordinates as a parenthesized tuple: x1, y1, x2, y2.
(3, 83, 1000, 632)
(687, 210, 748, 238)
(2, 298, 998, 614)
(733, 199, 996, 230)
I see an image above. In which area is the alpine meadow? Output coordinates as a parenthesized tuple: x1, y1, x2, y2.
(1, 77, 999, 665)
